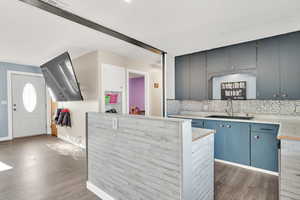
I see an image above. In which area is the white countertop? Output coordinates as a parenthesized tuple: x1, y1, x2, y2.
(169, 112, 300, 141)
(192, 128, 215, 142)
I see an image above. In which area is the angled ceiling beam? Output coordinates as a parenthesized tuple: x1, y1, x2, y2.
(18, 0, 166, 55)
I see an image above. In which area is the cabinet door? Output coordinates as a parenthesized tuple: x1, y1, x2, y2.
(279, 32, 300, 99)
(190, 53, 207, 100)
(251, 130, 278, 172)
(205, 120, 226, 160)
(228, 41, 257, 70)
(175, 56, 190, 100)
(206, 47, 230, 75)
(225, 122, 250, 165)
(257, 38, 281, 99)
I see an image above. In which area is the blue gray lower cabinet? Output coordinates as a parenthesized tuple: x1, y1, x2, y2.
(193, 119, 279, 172)
(250, 124, 279, 172)
(191, 119, 205, 128)
(204, 120, 250, 166)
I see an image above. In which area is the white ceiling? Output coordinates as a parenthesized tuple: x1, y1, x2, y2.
(1, 0, 300, 66)
(0, 0, 160, 66)
(59, 0, 300, 56)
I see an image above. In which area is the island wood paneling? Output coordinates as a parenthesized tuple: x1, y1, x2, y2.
(192, 134, 214, 200)
(280, 140, 300, 200)
(87, 113, 187, 200)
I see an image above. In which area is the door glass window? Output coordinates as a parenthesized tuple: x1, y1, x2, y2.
(22, 83, 37, 112)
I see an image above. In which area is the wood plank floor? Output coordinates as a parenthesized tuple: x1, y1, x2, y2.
(215, 161, 279, 200)
(0, 135, 99, 200)
(0, 136, 278, 200)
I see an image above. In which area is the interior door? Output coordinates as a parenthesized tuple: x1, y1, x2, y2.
(11, 74, 46, 138)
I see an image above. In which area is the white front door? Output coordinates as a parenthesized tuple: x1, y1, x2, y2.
(11, 74, 46, 138)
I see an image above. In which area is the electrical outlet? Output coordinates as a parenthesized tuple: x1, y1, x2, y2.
(112, 118, 118, 129)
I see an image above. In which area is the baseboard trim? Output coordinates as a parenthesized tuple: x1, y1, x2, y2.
(86, 181, 115, 200)
(215, 159, 279, 176)
(0, 136, 12, 142)
(57, 135, 86, 149)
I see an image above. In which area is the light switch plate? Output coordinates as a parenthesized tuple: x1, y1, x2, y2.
(112, 118, 118, 129)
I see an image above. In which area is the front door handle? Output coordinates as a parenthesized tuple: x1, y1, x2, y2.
(13, 104, 17, 111)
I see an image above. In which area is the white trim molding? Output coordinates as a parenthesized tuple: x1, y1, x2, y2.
(87, 181, 115, 200)
(215, 159, 279, 176)
(6, 71, 44, 141)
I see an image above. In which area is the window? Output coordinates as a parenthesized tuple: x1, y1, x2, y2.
(22, 83, 37, 112)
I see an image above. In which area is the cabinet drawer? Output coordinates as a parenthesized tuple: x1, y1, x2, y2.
(251, 123, 279, 134)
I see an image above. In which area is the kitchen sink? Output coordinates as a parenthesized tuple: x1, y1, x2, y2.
(206, 115, 254, 120)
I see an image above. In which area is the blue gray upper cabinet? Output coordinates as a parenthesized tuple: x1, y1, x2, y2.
(227, 41, 257, 70)
(207, 42, 257, 75)
(279, 32, 300, 100)
(175, 31, 300, 100)
(175, 53, 208, 100)
(206, 47, 230, 75)
(175, 56, 190, 100)
(257, 32, 300, 100)
(257, 38, 281, 99)
(190, 53, 208, 100)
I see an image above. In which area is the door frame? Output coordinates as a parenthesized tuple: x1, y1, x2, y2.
(126, 69, 150, 116)
(6, 71, 46, 141)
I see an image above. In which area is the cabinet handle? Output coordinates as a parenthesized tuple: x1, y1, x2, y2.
(254, 135, 260, 140)
(260, 128, 273, 131)
(219, 124, 224, 128)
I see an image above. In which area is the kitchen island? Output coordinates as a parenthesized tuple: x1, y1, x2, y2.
(86, 112, 215, 200)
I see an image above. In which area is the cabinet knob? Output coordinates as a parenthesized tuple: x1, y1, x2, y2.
(226, 125, 231, 128)
(254, 135, 260, 140)
(219, 124, 224, 128)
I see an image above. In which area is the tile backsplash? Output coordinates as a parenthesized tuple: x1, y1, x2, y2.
(167, 99, 300, 116)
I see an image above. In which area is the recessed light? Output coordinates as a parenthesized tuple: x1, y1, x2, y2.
(124, 0, 132, 3)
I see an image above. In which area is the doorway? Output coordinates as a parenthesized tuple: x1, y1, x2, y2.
(127, 70, 149, 116)
(8, 71, 47, 139)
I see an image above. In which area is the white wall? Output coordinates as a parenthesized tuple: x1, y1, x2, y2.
(58, 51, 99, 147)
(149, 69, 163, 116)
(57, 50, 163, 147)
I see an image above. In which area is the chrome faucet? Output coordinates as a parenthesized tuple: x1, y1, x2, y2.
(226, 99, 234, 117)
